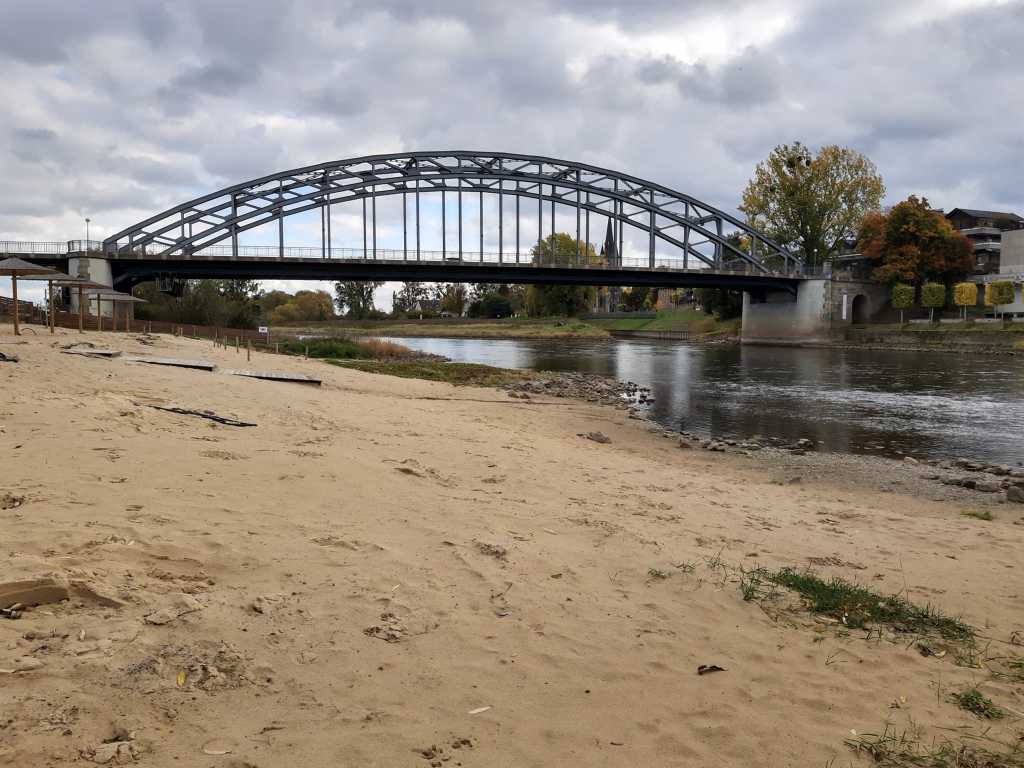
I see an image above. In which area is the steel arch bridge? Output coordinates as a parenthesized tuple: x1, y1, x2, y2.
(92, 151, 801, 292)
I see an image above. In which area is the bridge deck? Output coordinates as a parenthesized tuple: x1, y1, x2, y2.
(20, 253, 799, 292)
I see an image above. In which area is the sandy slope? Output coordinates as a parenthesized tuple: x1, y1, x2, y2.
(1, 328, 1022, 767)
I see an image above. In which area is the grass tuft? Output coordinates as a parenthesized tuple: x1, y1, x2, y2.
(847, 723, 1024, 767)
(962, 510, 994, 521)
(953, 688, 1004, 719)
(760, 568, 974, 641)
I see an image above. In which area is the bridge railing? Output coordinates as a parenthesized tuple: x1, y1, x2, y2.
(0, 240, 70, 255)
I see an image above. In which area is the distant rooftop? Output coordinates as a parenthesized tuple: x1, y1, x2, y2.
(946, 208, 1024, 223)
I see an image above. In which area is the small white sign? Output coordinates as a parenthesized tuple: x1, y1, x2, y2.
(841, 293, 848, 320)
(258, 326, 269, 335)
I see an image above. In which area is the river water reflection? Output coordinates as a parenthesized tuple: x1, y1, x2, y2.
(382, 336, 1024, 463)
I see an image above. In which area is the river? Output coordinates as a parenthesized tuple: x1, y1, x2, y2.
(381, 336, 1024, 464)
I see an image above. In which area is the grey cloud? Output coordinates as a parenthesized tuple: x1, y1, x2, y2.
(1, 0, 1022, 249)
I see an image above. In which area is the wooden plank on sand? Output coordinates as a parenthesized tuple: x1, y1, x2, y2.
(223, 369, 322, 386)
(126, 356, 216, 371)
(63, 347, 122, 358)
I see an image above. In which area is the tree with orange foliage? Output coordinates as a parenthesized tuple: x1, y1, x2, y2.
(857, 196, 974, 286)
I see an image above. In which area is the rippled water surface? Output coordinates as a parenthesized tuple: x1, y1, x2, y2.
(382, 336, 1024, 463)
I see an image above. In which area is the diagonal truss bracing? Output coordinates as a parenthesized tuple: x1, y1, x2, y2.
(103, 151, 798, 275)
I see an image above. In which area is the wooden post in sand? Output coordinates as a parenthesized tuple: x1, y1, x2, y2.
(77, 284, 85, 333)
(10, 273, 19, 336)
(235, 336, 239, 353)
(247, 339, 251, 362)
(48, 281, 55, 334)
(95, 295, 102, 332)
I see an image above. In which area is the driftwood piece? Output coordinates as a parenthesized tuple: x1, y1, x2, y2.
(145, 404, 256, 427)
(126, 356, 216, 371)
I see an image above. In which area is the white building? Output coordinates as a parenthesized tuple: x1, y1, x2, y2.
(984, 229, 1024, 316)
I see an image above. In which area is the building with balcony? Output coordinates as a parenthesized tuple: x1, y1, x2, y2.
(945, 208, 1024, 275)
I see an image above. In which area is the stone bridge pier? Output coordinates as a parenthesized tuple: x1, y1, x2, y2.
(67, 251, 114, 316)
(741, 278, 889, 345)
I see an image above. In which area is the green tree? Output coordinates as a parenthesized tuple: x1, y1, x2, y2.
(619, 287, 653, 312)
(392, 282, 429, 314)
(525, 234, 598, 316)
(334, 281, 383, 319)
(468, 292, 513, 318)
(740, 142, 885, 269)
(921, 283, 946, 323)
(270, 290, 335, 324)
(259, 290, 293, 319)
(694, 288, 743, 320)
(134, 279, 261, 328)
(890, 283, 914, 325)
(434, 283, 467, 315)
(859, 196, 974, 286)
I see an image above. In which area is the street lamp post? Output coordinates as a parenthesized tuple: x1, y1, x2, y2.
(85, 218, 91, 249)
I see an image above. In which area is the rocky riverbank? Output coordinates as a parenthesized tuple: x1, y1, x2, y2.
(504, 371, 651, 407)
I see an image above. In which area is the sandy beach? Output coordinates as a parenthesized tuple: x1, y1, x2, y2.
(2, 328, 1022, 767)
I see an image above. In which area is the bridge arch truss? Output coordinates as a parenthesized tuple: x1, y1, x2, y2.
(103, 151, 798, 276)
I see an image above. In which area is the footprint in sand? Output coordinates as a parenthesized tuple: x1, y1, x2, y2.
(386, 459, 457, 488)
(200, 450, 247, 461)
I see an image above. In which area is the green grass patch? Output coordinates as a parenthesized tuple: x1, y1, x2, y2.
(278, 337, 373, 359)
(327, 359, 533, 387)
(590, 308, 741, 336)
(962, 510, 994, 521)
(753, 567, 973, 640)
(288, 318, 608, 339)
(588, 317, 653, 331)
(953, 688, 1004, 719)
(847, 723, 1023, 767)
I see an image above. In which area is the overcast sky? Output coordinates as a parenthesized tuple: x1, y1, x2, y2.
(2, 0, 1022, 307)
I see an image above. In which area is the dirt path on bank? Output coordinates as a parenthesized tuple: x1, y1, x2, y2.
(1, 329, 1022, 767)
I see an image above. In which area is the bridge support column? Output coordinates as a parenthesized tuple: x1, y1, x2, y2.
(741, 279, 836, 346)
(741, 278, 890, 345)
(67, 253, 113, 316)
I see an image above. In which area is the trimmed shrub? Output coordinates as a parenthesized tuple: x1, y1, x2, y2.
(921, 283, 946, 323)
(890, 283, 914, 324)
(985, 280, 1015, 308)
(953, 282, 978, 321)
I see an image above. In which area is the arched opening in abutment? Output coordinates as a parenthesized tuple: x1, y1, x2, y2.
(851, 294, 869, 324)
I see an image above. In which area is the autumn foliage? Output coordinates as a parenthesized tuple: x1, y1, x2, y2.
(953, 282, 978, 308)
(858, 196, 974, 286)
(985, 281, 1015, 307)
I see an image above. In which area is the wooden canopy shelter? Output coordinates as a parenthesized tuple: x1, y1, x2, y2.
(0, 257, 56, 335)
